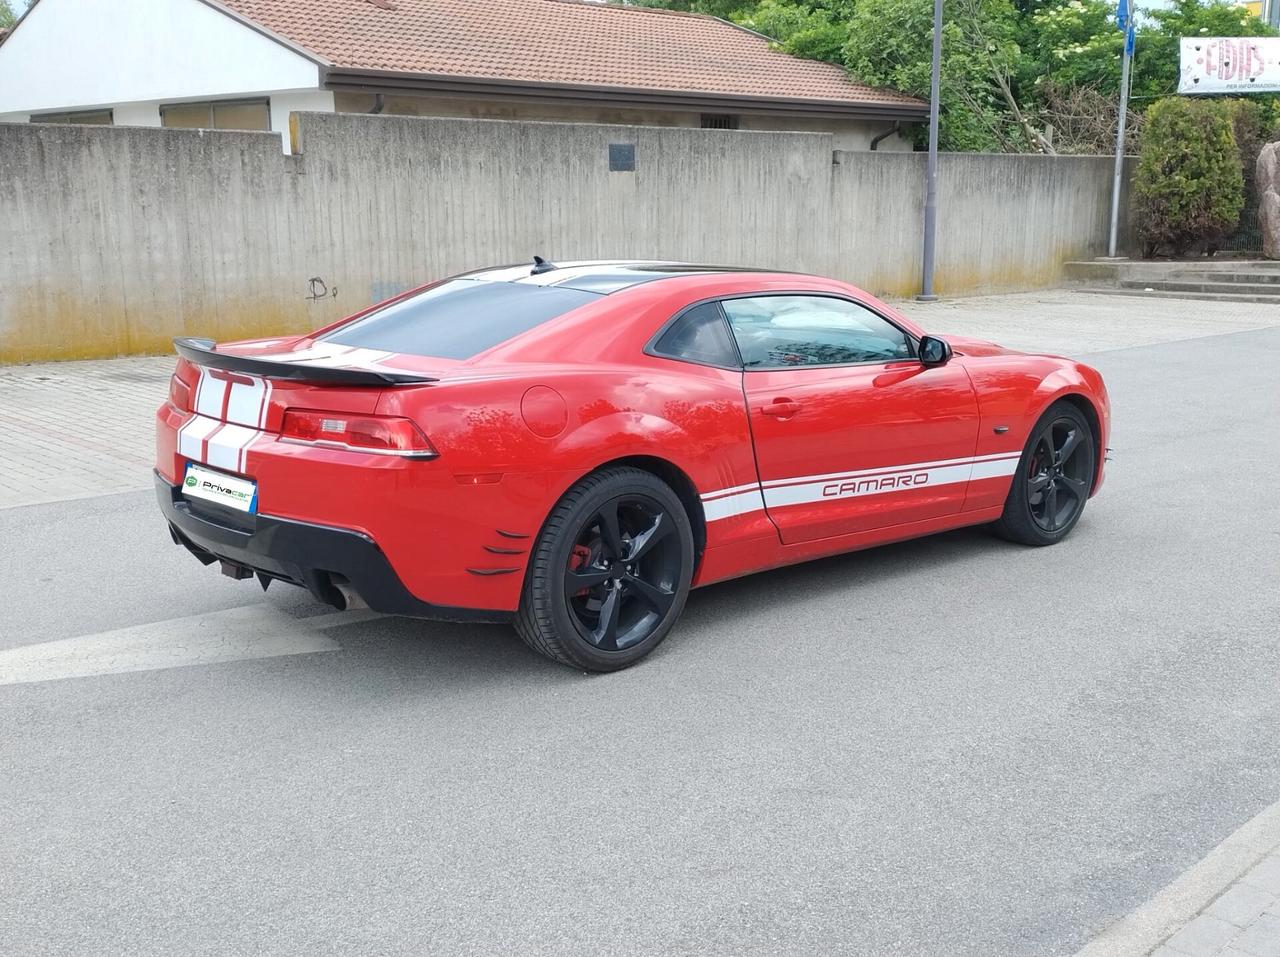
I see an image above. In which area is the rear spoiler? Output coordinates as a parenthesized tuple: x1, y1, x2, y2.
(173, 337, 437, 386)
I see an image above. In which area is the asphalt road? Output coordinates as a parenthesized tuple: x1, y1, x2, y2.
(2, 323, 1279, 956)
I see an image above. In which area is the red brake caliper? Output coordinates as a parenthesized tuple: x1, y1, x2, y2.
(570, 545, 593, 598)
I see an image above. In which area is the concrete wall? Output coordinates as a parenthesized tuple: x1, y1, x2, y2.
(830, 150, 1132, 297)
(0, 114, 1132, 363)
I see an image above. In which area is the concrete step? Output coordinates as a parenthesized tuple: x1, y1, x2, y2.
(1063, 259, 1280, 286)
(1167, 259, 1280, 271)
(1120, 279, 1280, 297)
(1170, 270, 1280, 284)
(1079, 286, 1280, 304)
(1063, 261, 1129, 283)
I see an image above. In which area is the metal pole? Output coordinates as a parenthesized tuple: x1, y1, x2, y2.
(918, 0, 943, 300)
(1107, 3, 1133, 258)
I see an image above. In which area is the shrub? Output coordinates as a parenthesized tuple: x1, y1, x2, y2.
(1230, 99, 1265, 184)
(1133, 97, 1244, 258)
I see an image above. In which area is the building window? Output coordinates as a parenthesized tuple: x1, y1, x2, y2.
(30, 109, 114, 126)
(160, 99, 270, 132)
(700, 114, 740, 130)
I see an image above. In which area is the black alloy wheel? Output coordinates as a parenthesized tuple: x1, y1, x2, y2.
(516, 467, 695, 671)
(564, 496, 682, 652)
(1026, 418, 1092, 533)
(995, 401, 1096, 546)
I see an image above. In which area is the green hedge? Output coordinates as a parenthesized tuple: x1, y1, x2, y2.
(1133, 97, 1244, 258)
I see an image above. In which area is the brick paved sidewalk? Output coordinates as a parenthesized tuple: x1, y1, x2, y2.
(0, 356, 170, 508)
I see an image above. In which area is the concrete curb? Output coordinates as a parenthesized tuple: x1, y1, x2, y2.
(1074, 799, 1280, 957)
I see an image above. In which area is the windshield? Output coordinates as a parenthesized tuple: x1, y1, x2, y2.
(323, 279, 600, 359)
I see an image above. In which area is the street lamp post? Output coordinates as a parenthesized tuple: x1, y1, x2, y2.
(918, 0, 943, 301)
(1107, 0, 1136, 258)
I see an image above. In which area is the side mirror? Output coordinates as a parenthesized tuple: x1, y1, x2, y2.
(919, 335, 953, 366)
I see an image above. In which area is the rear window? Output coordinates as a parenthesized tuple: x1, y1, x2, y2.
(323, 279, 599, 359)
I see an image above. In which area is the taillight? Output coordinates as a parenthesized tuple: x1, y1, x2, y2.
(169, 374, 192, 411)
(280, 409, 438, 458)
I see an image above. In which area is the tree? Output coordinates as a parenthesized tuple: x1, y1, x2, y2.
(622, 0, 1280, 154)
(626, 0, 756, 16)
(736, 0, 851, 62)
(632, 0, 1054, 151)
(0, 1, 18, 30)
(842, 0, 1056, 152)
(1023, 0, 1124, 99)
(1133, 97, 1244, 257)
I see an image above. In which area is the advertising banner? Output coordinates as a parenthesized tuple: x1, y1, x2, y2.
(1179, 36, 1280, 94)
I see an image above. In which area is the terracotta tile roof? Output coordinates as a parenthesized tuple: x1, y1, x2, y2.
(217, 0, 925, 114)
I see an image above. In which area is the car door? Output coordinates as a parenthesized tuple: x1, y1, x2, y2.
(722, 294, 981, 545)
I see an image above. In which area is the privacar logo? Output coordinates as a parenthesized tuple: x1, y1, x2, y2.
(184, 475, 197, 488)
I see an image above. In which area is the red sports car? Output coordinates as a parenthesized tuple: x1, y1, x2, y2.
(156, 261, 1109, 670)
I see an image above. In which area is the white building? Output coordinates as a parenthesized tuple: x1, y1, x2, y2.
(0, 0, 925, 153)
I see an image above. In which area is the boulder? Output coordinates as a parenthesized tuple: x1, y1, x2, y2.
(1259, 141, 1280, 260)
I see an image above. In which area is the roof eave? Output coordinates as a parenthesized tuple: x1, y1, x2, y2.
(321, 67, 928, 122)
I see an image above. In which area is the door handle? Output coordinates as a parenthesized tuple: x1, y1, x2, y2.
(760, 398, 801, 418)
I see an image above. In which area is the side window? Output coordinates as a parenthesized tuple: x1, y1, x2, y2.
(721, 295, 914, 369)
(161, 99, 271, 132)
(652, 302, 740, 368)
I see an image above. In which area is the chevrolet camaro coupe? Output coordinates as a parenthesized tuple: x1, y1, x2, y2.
(156, 260, 1109, 671)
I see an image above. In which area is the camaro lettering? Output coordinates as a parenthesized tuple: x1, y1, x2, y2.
(821, 472, 930, 497)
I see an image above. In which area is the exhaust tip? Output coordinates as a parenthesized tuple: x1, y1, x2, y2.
(332, 579, 368, 611)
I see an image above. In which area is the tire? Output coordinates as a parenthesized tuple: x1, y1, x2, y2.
(515, 467, 695, 671)
(994, 401, 1096, 547)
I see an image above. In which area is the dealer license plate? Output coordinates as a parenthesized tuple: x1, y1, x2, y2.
(182, 463, 258, 514)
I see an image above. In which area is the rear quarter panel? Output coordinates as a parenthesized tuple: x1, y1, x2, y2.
(373, 358, 769, 604)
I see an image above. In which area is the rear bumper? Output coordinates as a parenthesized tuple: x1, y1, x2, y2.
(155, 473, 511, 623)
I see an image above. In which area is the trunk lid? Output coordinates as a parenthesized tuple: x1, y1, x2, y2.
(174, 334, 455, 432)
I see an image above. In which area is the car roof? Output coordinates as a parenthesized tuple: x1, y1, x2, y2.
(456, 260, 795, 295)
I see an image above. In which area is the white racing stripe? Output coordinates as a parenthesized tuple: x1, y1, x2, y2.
(513, 262, 673, 286)
(764, 461, 972, 509)
(703, 488, 767, 522)
(177, 369, 275, 474)
(761, 452, 1019, 492)
(255, 343, 355, 364)
(970, 456, 1022, 480)
(253, 343, 413, 375)
(702, 481, 764, 501)
(224, 376, 267, 427)
(282, 347, 393, 370)
(205, 423, 260, 472)
(256, 379, 273, 429)
(177, 414, 221, 461)
(699, 452, 1021, 522)
(193, 367, 226, 418)
(465, 260, 643, 284)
